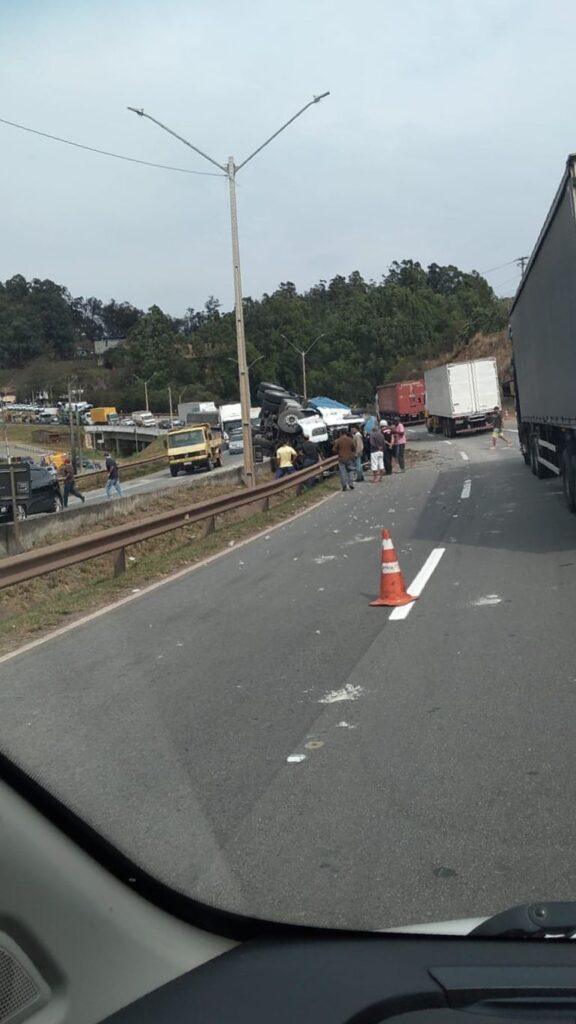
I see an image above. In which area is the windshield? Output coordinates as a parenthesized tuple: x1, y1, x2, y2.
(168, 429, 205, 447)
(2, 0, 576, 940)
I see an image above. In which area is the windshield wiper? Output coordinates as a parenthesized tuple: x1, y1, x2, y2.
(472, 902, 576, 939)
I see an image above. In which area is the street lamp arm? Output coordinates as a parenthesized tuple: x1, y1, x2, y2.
(280, 333, 304, 357)
(127, 107, 227, 174)
(235, 91, 330, 172)
(304, 331, 326, 355)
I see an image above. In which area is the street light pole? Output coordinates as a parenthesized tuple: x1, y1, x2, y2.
(127, 92, 329, 487)
(281, 332, 326, 400)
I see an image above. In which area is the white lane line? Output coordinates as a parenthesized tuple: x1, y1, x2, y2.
(460, 451, 469, 461)
(461, 479, 472, 500)
(444, 440, 453, 445)
(389, 548, 446, 621)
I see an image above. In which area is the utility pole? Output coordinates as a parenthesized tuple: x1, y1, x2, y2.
(228, 154, 253, 478)
(67, 379, 76, 469)
(128, 91, 330, 486)
(516, 255, 529, 276)
(168, 384, 174, 424)
(1, 390, 20, 541)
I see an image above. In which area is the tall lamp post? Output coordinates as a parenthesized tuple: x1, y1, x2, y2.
(127, 92, 329, 486)
(135, 375, 154, 412)
(280, 332, 326, 401)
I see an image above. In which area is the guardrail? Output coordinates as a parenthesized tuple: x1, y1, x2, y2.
(0, 457, 337, 590)
(76, 453, 165, 482)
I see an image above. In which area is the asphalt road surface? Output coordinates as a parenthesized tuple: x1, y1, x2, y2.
(3, 425, 576, 932)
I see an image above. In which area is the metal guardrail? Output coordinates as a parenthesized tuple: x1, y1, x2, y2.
(76, 454, 165, 482)
(0, 457, 337, 590)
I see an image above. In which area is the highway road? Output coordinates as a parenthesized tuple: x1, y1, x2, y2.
(2, 427, 576, 932)
(76, 451, 244, 510)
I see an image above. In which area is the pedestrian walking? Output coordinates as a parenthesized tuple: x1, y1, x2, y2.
(491, 406, 512, 448)
(351, 425, 365, 482)
(333, 429, 356, 491)
(274, 440, 297, 478)
(105, 452, 123, 498)
(381, 420, 395, 476)
(392, 416, 407, 472)
(62, 459, 85, 508)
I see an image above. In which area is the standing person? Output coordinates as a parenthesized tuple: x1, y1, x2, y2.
(274, 440, 297, 478)
(105, 452, 123, 498)
(369, 424, 385, 483)
(381, 420, 395, 476)
(351, 425, 365, 482)
(298, 437, 320, 490)
(491, 406, 512, 448)
(62, 459, 85, 507)
(333, 429, 356, 491)
(392, 416, 407, 472)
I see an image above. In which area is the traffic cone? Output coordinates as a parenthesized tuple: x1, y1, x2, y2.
(370, 529, 417, 607)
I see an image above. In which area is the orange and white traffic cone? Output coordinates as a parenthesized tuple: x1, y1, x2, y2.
(370, 529, 416, 607)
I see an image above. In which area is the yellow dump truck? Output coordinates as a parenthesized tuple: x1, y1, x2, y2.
(166, 423, 222, 476)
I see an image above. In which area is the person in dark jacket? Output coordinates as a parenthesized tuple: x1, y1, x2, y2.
(62, 460, 85, 507)
(333, 430, 356, 491)
(298, 437, 320, 489)
(105, 453, 123, 499)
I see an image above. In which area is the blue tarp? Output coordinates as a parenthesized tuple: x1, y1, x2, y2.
(308, 396, 351, 410)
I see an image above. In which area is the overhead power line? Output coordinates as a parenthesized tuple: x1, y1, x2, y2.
(0, 116, 225, 177)
(480, 258, 520, 275)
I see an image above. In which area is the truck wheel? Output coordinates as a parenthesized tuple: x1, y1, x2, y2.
(562, 451, 576, 513)
(206, 457, 214, 472)
(170, 466, 179, 477)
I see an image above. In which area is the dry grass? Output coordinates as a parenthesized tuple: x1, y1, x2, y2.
(424, 330, 513, 381)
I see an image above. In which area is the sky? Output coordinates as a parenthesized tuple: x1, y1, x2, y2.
(1, 0, 575, 315)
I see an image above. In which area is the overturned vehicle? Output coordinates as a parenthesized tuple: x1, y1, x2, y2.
(252, 384, 365, 461)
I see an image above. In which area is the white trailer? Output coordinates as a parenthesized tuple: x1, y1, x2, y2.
(424, 358, 500, 437)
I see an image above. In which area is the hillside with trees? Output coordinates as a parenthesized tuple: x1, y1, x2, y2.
(0, 261, 510, 410)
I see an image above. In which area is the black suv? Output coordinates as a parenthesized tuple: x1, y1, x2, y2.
(0, 466, 63, 522)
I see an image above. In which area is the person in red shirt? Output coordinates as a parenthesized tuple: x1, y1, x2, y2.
(392, 417, 406, 472)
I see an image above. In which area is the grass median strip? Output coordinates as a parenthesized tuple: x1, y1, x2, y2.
(0, 475, 339, 655)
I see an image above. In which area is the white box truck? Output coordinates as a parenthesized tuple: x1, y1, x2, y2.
(425, 358, 500, 437)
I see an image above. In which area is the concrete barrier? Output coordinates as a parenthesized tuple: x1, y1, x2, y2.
(0, 461, 271, 557)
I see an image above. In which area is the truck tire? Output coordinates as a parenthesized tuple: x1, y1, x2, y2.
(206, 457, 214, 472)
(170, 466, 179, 477)
(562, 450, 576, 513)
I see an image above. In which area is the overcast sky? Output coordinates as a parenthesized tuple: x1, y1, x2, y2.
(1, 0, 575, 315)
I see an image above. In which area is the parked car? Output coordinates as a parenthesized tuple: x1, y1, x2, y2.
(228, 428, 244, 455)
(81, 459, 102, 471)
(0, 466, 63, 522)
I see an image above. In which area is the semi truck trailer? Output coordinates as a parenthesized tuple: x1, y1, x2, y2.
(510, 154, 576, 512)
